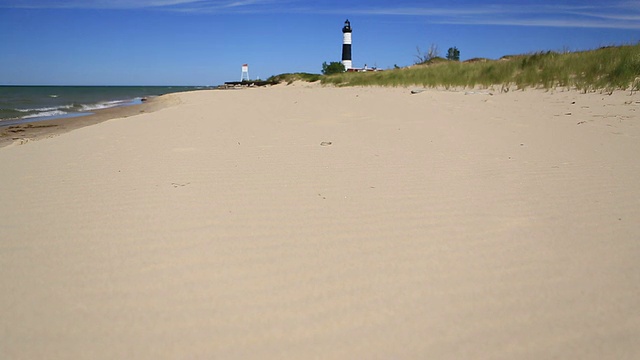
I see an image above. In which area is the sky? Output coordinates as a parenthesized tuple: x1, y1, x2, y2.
(0, 0, 638, 86)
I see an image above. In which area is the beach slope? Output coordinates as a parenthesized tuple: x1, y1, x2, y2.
(1, 84, 639, 359)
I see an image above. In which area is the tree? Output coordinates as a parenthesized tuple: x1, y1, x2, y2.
(322, 61, 345, 75)
(415, 43, 439, 64)
(446, 47, 460, 61)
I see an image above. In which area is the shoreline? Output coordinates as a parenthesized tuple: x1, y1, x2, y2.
(0, 93, 180, 148)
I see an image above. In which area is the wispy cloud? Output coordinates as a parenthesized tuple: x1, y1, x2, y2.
(565, 11, 640, 22)
(164, 0, 287, 13)
(339, 2, 640, 30)
(439, 17, 640, 30)
(2, 0, 639, 29)
(0, 0, 241, 9)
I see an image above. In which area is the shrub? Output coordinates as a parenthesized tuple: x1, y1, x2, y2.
(322, 62, 346, 75)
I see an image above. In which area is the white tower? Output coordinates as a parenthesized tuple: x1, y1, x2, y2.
(341, 20, 353, 70)
(241, 64, 249, 82)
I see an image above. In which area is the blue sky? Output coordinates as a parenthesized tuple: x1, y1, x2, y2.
(0, 0, 638, 85)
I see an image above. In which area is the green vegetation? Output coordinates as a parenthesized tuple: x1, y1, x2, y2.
(322, 61, 346, 75)
(319, 44, 640, 92)
(267, 73, 322, 84)
(446, 47, 460, 61)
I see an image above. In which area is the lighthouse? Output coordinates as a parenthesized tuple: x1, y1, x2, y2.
(341, 19, 352, 70)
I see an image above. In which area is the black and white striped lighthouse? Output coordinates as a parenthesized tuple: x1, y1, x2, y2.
(341, 19, 353, 70)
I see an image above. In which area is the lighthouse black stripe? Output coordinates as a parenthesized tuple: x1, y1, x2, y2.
(342, 44, 352, 61)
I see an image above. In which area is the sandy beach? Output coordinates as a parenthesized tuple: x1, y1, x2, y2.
(1, 83, 639, 359)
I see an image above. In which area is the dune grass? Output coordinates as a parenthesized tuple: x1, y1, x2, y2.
(320, 44, 640, 92)
(267, 73, 322, 84)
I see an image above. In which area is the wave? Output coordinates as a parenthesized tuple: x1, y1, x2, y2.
(16, 104, 74, 113)
(21, 110, 69, 119)
(79, 99, 132, 111)
(1, 99, 138, 123)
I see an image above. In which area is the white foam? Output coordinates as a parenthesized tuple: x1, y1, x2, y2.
(80, 100, 129, 111)
(21, 110, 68, 119)
(17, 104, 74, 112)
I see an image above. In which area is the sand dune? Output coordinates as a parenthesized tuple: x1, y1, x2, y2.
(1, 84, 639, 359)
